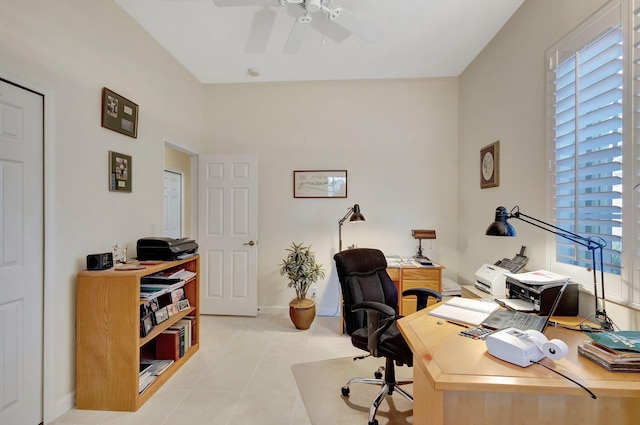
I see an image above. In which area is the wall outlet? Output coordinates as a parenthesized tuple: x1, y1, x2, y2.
(310, 286, 317, 300)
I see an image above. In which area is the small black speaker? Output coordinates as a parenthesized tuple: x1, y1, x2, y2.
(86, 252, 113, 270)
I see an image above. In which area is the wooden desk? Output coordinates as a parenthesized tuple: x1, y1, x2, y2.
(387, 264, 443, 315)
(397, 306, 640, 425)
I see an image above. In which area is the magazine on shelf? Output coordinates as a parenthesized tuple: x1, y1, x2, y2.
(145, 268, 196, 282)
(140, 359, 174, 376)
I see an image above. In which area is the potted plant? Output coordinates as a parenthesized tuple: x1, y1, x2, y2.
(279, 242, 325, 329)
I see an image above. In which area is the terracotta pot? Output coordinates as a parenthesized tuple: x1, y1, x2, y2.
(289, 298, 316, 330)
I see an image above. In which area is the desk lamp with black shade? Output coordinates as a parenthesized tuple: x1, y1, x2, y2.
(338, 204, 365, 252)
(486, 206, 615, 332)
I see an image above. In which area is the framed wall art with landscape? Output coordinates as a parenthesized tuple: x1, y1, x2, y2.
(293, 170, 347, 198)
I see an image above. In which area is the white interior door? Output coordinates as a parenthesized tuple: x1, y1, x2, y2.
(198, 155, 258, 316)
(0, 80, 44, 425)
(163, 170, 182, 238)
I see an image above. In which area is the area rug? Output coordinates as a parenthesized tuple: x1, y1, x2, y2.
(292, 356, 413, 425)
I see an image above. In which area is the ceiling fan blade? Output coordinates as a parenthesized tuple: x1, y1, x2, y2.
(326, 7, 383, 44)
(283, 14, 311, 54)
(213, 0, 281, 6)
(245, 8, 277, 53)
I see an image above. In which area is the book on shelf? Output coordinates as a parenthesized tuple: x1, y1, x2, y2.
(428, 296, 500, 326)
(184, 315, 197, 346)
(140, 359, 174, 376)
(156, 329, 181, 361)
(168, 322, 187, 357)
(138, 371, 156, 394)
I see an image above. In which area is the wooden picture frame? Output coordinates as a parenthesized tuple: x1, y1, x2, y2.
(480, 141, 499, 189)
(154, 307, 169, 325)
(109, 151, 132, 192)
(101, 87, 138, 138)
(293, 170, 347, 198)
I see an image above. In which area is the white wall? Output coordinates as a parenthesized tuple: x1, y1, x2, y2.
(0, 0, 205, 420)
(458, 0, 640, 330)
(203, 79, 459, 314)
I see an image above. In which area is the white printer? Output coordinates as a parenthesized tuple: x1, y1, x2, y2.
(474, 263, 509, 297)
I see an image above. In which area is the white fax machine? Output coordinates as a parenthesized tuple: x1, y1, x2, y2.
(474, 263, 508, 297)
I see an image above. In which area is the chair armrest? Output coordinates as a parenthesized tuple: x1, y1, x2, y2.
(352, 301, 396, 318)
(351, 301, 397, 355)
(402, 288, 442, 311)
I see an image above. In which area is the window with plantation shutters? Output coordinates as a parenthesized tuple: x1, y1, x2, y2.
(546, 0, 640, 307)
(551, 10, 622, 276)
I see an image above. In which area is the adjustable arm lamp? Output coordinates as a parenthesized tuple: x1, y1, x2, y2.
(338, 204, 365, 252)
(486, 206, 614, 331)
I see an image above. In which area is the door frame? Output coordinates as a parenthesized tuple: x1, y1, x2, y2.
(162, 139, 199, 239)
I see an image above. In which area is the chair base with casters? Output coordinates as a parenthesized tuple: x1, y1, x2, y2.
(334, 247, 442, 425)
(341, 356, 413, 425)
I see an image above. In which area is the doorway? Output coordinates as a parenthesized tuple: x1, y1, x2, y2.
(163, 170, 182, 238)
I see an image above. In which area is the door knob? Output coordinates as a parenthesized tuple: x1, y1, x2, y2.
(244, 240, 256, 246)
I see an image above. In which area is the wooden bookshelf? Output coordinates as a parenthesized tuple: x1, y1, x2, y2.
(75, 256, 200, 411)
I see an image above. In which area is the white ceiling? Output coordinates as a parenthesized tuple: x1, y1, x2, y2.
(114, 0, 524, 84)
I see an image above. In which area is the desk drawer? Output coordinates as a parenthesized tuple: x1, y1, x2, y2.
(402, 268, 440, 281)
(402, 280, 439, 291)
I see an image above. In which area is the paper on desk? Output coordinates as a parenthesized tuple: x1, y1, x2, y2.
(504, 270, 570, 286)
(498, 298, 535, 311)
(428, 297, 500, 326)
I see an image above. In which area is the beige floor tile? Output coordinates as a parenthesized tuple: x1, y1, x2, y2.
(49, 313, 346, 425)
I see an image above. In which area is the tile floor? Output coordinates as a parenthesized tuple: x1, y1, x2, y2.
(51, 310, 360, 425)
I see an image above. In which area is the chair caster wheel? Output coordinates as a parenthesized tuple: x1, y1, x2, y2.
(374, 371, 382, 379)
(341, 387, 350, 397)
(368, 420, 379, 425)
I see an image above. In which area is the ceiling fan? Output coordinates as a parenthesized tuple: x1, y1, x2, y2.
(212, 0, 384, 54)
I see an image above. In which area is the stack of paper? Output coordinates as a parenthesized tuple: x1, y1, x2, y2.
(428, 297, 500, 326)
(505, 270, 570, 285)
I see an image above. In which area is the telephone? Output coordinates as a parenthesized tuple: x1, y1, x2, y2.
(485, 328, 569, 367)
(494, 245, 528, 273)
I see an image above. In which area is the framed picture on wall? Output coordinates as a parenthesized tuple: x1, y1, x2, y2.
(109, 151, 132, 192)
(293, 170, 347, 198)
(480, 141, 499, 189)
(101, 87, 138, 138)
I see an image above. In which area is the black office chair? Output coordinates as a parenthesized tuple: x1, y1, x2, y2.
(334, 248, 442, 425)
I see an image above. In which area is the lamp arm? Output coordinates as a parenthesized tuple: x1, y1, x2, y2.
(338, 207, 355, 252)
(512, 210, 605, 251)
(339, 207, 355, 226)
(511, 207, 612, 330)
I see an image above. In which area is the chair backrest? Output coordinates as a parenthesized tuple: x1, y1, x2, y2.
(334, 248, 398, 335)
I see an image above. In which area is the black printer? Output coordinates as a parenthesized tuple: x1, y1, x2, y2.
(136, 237, 198, 261)
(506, 275, 579, 316)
